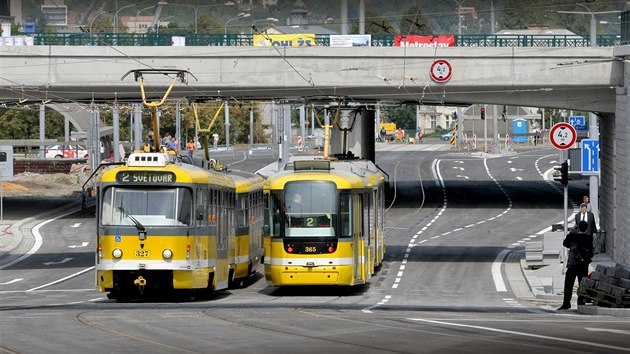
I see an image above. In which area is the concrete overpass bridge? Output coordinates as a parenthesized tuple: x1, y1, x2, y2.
(0, 46, 620, 112)
(0, 44, 629, 268)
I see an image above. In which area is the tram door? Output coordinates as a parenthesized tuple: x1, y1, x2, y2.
(353, 194, 363, 281)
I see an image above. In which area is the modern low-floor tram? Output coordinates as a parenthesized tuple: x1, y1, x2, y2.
(262, 158, 386, 287)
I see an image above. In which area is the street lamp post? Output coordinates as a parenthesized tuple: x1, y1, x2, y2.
(156, 15, 174, 34)
(90, 9, 113, 33)
(224, 12, 251, 35)
(113, 3, 138, 35)
(251, 17, 278, 34)
(167, 2, 235, 34)
(134, 5, 156, 33)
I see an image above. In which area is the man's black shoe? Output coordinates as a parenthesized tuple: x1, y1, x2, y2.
(557, 305, 570, 310)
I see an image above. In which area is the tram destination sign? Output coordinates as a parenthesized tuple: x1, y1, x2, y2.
(116, 171, 176, 184)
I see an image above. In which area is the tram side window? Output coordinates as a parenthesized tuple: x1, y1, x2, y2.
(340, 193, 352, 238)
(237, 195, 248, 227)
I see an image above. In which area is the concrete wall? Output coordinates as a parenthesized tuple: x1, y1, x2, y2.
(609, 46, 630, 267)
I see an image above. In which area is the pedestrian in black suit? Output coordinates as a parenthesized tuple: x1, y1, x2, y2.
(558, 221, 594, 310)
(574, 203, 597, 237)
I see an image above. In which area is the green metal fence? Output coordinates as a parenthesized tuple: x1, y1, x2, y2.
(27, 32, 622, 47)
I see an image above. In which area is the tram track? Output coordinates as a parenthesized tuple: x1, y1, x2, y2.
(200, 308, 408, 353)
(381, 149, 442, 242)
(74, 311, 201, 354)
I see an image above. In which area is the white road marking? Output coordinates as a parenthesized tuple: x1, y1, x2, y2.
(27, 266, 94, 292)
(68, 241, 89, 248)
(70, 223, 81, 228)
(0, 278, 23, 285)
(43, 257, 73, 266)
(585, 327, 630, 335)
(492, 249, 510, 292)
(408, 319, 630, 352)
(0, 208, 79, 270)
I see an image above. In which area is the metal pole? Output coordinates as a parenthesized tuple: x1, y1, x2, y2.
(133, 103, 142, 151)
(64, 117, 70, 144)
(282, 104, 291, 162)
(358, 0, 365, 34)
(340, 0, 348, 35)
(490, 0, 495, 34)
(224, 100, 230, 148)
(299, 104, 305, 142)
(492, 104, 500, 154)
(483, 105, 487, 153)
(39, 104, 45, 158)
(176, 100, 181, 152)
(375, 103, 381, 140)
(113, 103, 120, 161)
(249, 103, 254, 145)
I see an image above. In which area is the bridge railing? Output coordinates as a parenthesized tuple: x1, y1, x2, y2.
(26, 32, 622, 47)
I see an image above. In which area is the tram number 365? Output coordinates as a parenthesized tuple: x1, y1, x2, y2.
(305, 246, 317, 253)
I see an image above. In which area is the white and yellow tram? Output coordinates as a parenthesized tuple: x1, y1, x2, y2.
(262, 159, 386, 286)
(95, 152, 263, 300)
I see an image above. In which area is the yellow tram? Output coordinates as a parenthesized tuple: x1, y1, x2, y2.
(262, 159, 386, 286)
(95, 152, 263, 300)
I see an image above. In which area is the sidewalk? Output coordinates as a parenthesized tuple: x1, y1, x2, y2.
(521, 252, 630, 317)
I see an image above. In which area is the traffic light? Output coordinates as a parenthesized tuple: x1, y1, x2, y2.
(480, 107, 485, 120)
(553, 161, 569, 186)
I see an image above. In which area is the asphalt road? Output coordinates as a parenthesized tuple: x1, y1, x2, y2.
(1, 144, 628, 354)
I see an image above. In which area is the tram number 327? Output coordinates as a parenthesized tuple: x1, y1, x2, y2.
(134, 250, 150, 258)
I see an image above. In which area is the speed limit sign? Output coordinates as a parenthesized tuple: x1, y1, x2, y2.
(549, 122, 577, 150)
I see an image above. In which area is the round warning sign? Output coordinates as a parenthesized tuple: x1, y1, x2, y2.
(549, 122, 577, 150)
(430, 59, 452, 83)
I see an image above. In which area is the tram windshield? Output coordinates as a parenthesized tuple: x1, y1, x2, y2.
(101, 187, 193, 227)
(283, 181, 338, 237)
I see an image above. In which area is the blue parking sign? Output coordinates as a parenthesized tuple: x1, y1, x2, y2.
(581, 139, 599, 173)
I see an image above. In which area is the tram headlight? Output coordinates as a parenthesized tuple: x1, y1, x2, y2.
(112, 248, 123, 259)
(162, 248, 173, 259)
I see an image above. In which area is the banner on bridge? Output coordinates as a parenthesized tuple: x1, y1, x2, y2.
(253, 34, 317, 47)
(330, 35, 371, 47)
(394, 35, 455, 47)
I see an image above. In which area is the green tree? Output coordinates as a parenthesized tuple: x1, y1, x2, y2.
(400, 6, 432, 35)
(384, 105, 416, 130)
(351, 10, 399, 34)
(0, 107, 66, 140)
(195, 14, 222, 34)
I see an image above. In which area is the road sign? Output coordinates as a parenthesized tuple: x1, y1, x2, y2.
(581, 139, 599, 173)
(569, 115, 588, 131)
(549, 122, 577, 150)
(430, 59, 452, 83)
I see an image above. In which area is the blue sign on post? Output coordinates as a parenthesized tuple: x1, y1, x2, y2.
(581, 139, 599, 173)
(569, 116, 588, 131)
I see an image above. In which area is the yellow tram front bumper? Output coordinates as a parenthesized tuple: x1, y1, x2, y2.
(265, 265, 354, 286)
